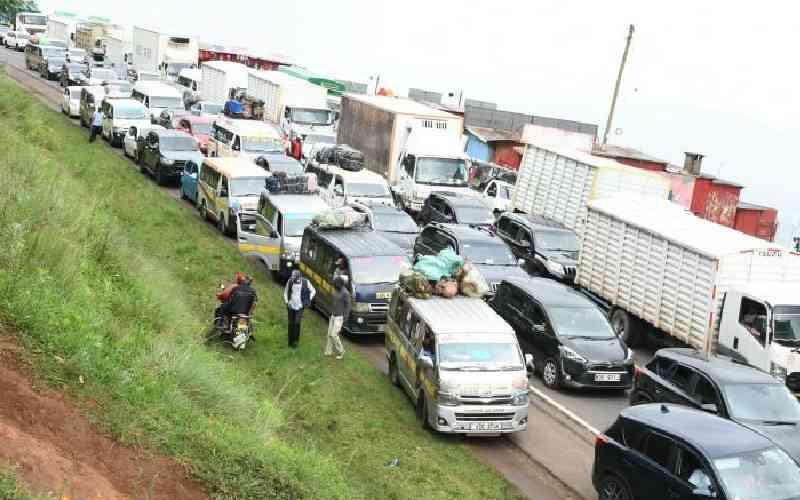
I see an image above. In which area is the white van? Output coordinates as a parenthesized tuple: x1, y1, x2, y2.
(208, 118, 285, 161)
(176, 67, 201, 108)
(131, 81, 184, 122)
(306, 162, 394, 208)
(100, 98, 150, 147)
(197, 157, 269, 236)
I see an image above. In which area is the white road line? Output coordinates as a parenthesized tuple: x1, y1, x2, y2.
(528, 384, 602, 437)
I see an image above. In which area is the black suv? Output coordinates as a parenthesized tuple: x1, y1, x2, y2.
(413, 223, 527, 294)
(40, 56, 66, 80)
(594, 403, 800, 500)
(631, 348, 800, 461)
(490, 277, 633, 390)
(495, 212, 579, 283)
(139, 130, 202, 186)
(350, 202, 420, 256)
(60, 61, 89, 87)
(417, 192, 494, 227)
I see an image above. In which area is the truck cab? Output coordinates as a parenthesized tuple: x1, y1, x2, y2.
(395, 130, 473, 214)
(716, 284, 800, 393)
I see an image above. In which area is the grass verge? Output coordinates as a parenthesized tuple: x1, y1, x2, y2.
(0, 73, 520, 499)
(0, 465, 48, 500)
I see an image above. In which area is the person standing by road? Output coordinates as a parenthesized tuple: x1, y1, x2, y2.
(325, 277, 351, 359)
(89, 106, 103, 143)
(283, 270, 315, 349)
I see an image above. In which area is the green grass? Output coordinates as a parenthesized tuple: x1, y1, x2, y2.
(0, 73, 520, 500)
(0, 465, 49, 500)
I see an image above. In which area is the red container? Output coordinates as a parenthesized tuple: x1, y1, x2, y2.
(734, 203, 778, 242)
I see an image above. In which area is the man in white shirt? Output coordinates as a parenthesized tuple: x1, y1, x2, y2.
(89, 106, 103, 143)
(283, 270, 315, 349)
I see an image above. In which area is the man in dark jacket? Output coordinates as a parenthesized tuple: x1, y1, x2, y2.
(325, 277, 351, 359)
(283, 270, 315, 348)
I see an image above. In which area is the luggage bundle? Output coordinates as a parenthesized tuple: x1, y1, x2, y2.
(312, 206, 369, 229)
(266, 173, 318, 194)
(316, 144, 365, 171)
(402, 248, 490, 299)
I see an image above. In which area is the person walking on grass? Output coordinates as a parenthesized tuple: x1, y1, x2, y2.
(283, 270, 315, 349)
(325, 277, 350, 360)
(89, 106, 103, 142)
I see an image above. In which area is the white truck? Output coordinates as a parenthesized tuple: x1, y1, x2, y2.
(247, 71, 336, 148)
(201, 61, 249, 105)
(132, 26, 198, 80)
(46, 18, 73, 44)
(105, 35, 133, 79)
(336, 94, 470, 214)
(577, 196, 800, 390)
(512, 142, 671, 234)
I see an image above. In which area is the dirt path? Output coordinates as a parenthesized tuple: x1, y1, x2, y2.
(0, 336, 207, 500)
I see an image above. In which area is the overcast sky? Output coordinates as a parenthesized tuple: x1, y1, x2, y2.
(40, 0, 800, 243)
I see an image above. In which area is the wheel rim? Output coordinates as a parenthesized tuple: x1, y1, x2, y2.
(600, 477, 628, 500)
(543, 361, 557, 386)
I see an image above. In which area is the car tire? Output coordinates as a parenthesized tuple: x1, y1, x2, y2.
(180, 187, 188, 201)
(218, 212, 230, 235)
(598, 474, 633, 500)
(541, 358, 562, 389)
(416, 393, 430, 430)
(199, 199, 208, 221)
(388, 354, 400, 387)
(156, 164, 169, 186)
(610, 309, 643, 348)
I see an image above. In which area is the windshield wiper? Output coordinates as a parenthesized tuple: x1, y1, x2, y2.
(758, 420, 798, 426)
(563, 335, 613, 341)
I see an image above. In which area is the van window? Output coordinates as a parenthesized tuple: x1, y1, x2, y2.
(260, 198, 276, 223)
(212, 124, 233, 144)
(317, 241, 336, 279)
(739, 297, 767, 346)
(642, 432, 675, 471)
(219, 177, 229, 197)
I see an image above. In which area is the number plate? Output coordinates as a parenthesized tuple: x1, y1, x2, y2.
(595, 373, 621, 382)
(376, 292, 392, 300)
(375, 324, 385, 333)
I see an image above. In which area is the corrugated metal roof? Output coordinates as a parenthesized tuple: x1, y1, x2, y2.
(591, 144, 669, 165)
(466, 126, 521, 143)
(407, 297, 513, 335)
(343, 94, 460, 119)
(523, 141, 628, 170)
(588, 196, 782, 258)
(313, 228, 405, 257)
(738, 201, 774, 211)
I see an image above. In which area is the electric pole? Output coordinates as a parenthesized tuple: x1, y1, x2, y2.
(602, 24, 635, 147)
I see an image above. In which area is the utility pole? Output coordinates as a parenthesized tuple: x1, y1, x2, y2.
(602, 24, 635, 147)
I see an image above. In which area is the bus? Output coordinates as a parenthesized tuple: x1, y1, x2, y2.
(15, 12, 47, 35)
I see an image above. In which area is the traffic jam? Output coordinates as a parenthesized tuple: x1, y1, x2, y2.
(2, 9, 800, 500)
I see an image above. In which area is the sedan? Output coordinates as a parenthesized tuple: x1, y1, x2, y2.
(60, 62, 89, 87)
(40, 56, 66, 80)
(157, 109, 192, 130)
(176, 116, 213, 155)
(61, 86, 82, 118)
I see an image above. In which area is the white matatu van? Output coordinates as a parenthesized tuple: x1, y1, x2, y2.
(131, 81, 184, 122)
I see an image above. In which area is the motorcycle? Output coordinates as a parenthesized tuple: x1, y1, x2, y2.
(205, 285, 255, 350)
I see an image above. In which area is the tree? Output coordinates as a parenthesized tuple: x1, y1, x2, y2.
(0, 0, 39, 26)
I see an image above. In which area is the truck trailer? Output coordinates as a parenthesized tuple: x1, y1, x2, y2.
(577, 196, 800, 390)
(132, 26, 198, 79)
(336, 94, 469, 213)
(104, 34, 133, 79)
(200, 60, 250, 104)
(46, 18, 74, 44)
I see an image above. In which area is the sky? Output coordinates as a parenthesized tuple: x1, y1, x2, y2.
(39, 0, 800, 243)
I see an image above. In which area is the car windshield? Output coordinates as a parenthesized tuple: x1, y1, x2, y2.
(346, 182, 390, 197)
(160, 136, 196, 151)
(305, 134, 335, 145)
(461, 242, 516, 266)
(150, 96, 183, 110)
(371, 211, 419, 234)
(115, 106, 147, 119)
(415, 157, 469, 187)
(242, 136, 283, 154)
(438, 342, 523, 370)
(201, 103, 223, 114)
(282, 213, 316, 237)
(722, 383, 800, 423)
(107, 82, 132, 93)
(534, 230, 579, 252)
(43, 48, 65, 58)
(349, 255, 409, 284)
(773, 306, 800, 342)
(230, 177, 266, 197)
(548, 307, 616, 339)
(454, 205, 493, 225)
(499, 185, 514, 200)
(69, 49, 86, 57)
(289, 107, 332, 125)
(269, 160, 304, 176)
(21, 15, 46, 25)
(713, 447, 800, 500)
(91, 69, 116, 80)
(190, 122, 212, 135)
(66, 63, 85, 72)
(48, 58, 65, 67)
(16, 33, 29, 40)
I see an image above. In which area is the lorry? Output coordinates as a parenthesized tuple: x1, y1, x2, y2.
(104, 35, 133, 79)
(132, 26, 198, 80)
(200, 60, 249, 105)
(15, 12, 47, 35)
(512, 142, 671, 234)
(46, 18, 74, 44)
(336, 94, 469, 214)
(576, 196, 800, 391)
(76, 21, 111, 62)
(247, 70, 336, 155)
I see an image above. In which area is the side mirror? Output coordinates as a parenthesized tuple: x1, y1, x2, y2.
(692, 488, 716, 499)
(418, 353, 434, 369)
(525, 353, 534, 370)
(518, 258, 526, 266)
(270, 230, 279, 238)
(700, 403, 718, 414)
(532, 324, 545, 334)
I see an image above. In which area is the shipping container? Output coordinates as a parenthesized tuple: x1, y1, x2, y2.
(735, 202, 778, 242)
(512, 143, 671, 233)
(105, 35, 132, 79)
(689, 176, 743, 228)
(46, 18, 72, 44)
(133, 26, 198, 78)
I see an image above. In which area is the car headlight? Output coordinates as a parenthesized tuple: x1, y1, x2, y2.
(546, 260, 566, 278)
(560, 346, 587, 364)
(352, 302, 370, 313)
(512, 391, 529, 406)
(625, 348, 634, 363)
(161, 157, 175, 165)
(437, 391, 460, 406)
(771, 363, 788, 382)
(281, 251, 299, 261)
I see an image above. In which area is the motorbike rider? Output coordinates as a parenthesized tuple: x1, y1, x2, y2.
(215, 272, 257, 327)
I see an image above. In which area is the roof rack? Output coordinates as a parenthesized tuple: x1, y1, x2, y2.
(265, 173, 318, 195)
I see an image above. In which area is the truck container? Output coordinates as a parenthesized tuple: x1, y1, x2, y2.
(734, 202, 778, 242)
(133, 26, 198, 79)
(577, 196, 800, 389)
(76, 23, 108, 57)
(337, 94, 468, 212)
(512, 143, 671, 234)
(46, 18, 73, 44)
(246, 71, 280, 122)
(104, 35, 132, 79)
(200, 60, 250, 104)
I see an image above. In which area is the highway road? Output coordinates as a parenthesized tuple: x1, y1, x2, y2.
(0, 48, 668, 500)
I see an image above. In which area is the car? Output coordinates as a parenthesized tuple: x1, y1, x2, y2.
(157, 108, 192, 130)
(593, 403, 800, 500)
(254, 154, 304, 176)
(85, 67, 118, 86)
(40, 55, 65, 80)
(123, 124, 165, 162)
(138, 130, 202, 186)
(179, 160, 203, 205)
(60, 61, 89, 87)
(495, 212, 579, 283)
(61, 86, 82, 118)
(630, 348, 800, 461)
(9, 31, 30, 50)
(65, 47, 87, 64)
(350, 202, 420, 256)
(102, 80, 133, 98)
(473, 178, 514, 214)
(489, 277, 634, 390)
(175, 116, 214, 155)
(417, 192, 494, 227)
(0, 25, 10, 45)
(189, 100, 223, 117)
(413, 223, 528, 294)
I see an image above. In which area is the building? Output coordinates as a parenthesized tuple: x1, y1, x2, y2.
(734, 202, 778, 242)
(464, 126, 524, 169)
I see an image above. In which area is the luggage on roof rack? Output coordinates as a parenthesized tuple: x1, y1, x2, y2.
(265, 173, 318, 194)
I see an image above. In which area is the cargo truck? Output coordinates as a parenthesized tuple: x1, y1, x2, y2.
(104, 35, 132, 79)
(336, 94, 469, 213)
(200, 60, 249, 105)
(15, 12, 47, 35)
(577, 196, 800, 391)
(46, 18, 73, 44)
(247, 70, 336, 155)
(512, 142, 671, 234)
(132, 26, 198, 80)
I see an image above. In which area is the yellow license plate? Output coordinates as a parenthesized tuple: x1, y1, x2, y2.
(376, 292, 391, 300)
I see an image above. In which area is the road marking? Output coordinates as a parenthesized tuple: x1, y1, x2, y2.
(528, 384, 602, 437)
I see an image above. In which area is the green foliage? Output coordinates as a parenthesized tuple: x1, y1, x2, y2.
(0, 465, 48, 500)
(0, 74, 519, 500)
(0, 1, 38, 26)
